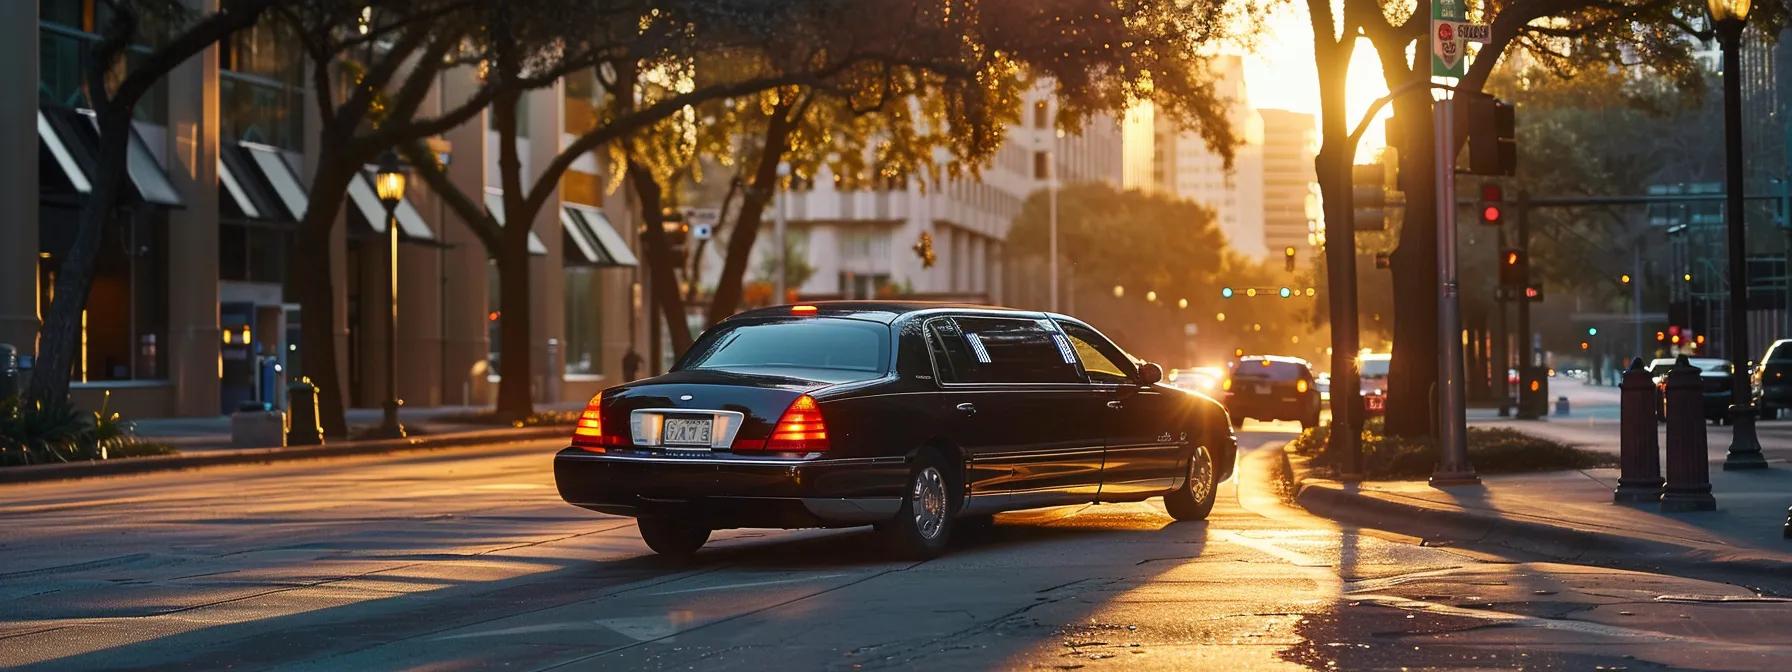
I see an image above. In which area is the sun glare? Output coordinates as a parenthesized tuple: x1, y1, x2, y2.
(1240, 4, 1393, 156)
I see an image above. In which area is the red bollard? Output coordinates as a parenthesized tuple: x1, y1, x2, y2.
(1614, 358, 1663, 503)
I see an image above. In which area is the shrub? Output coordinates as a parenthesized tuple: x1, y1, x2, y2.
(1, 393, 177, 466)
(1290, 417, 1614, 480)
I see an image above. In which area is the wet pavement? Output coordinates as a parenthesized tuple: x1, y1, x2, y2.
(3, 426, 1790, 670)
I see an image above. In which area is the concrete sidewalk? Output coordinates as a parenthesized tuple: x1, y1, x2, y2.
(1286, 412, 1792, 591)
(131, 402, 585, 451)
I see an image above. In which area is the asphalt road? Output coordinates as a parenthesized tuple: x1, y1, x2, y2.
(4, 425, 1791, 671)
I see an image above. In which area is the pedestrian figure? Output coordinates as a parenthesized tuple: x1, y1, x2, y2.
(622, 348, 643, 382)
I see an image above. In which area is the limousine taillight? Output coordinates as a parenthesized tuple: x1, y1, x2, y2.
(571, 393, 622, 452)
(733, 394, 830, 452)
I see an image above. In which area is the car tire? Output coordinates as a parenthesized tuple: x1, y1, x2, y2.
(1300, 402, 1320, 430)
(1230, 414, 1245, 430)
(637, 517, 709, 559)
(884, 451, 954, 559)
(1164, 443, 1218, 522)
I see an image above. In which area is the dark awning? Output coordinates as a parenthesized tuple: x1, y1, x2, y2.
(561, 203, 638, 267)
(37, 106, 184, 207)
(219, 142, 310, 221)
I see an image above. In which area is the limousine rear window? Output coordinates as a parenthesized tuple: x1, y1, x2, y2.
(683, 318, 889, 374)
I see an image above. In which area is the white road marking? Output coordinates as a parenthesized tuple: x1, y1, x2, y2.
(646, 574, 848, 596)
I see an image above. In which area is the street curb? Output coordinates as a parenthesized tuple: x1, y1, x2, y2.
(1282, 447, 1792, 592)
(0, 426, 568, 485)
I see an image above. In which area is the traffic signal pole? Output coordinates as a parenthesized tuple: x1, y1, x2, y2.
(1494, 223, 1510, 417)
(1432, 96, 1478, 486)
(1515, 193, 1536, 419)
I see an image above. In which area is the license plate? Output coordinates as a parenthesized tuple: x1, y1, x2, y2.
(1253, 384, 1271, 395)
(1366, 396, 1385, 410)
(662, 417, 714, 446)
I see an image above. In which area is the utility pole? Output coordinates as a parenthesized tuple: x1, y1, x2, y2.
(1431, 95, 1477, 485)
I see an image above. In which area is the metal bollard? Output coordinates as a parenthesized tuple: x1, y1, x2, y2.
(286, 377, 324, 446)
(1614, 358, 1664, 503)
(1661, 355, 1717, 512)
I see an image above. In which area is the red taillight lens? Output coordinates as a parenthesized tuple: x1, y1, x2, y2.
(737, 394, 830, 452)
(570, 393, 621, 452)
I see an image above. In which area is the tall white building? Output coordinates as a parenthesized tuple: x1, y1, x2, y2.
(1258, 108, 1322, 259)
(1150, 55, 1267, 258)
(762, 81, 1125, 303)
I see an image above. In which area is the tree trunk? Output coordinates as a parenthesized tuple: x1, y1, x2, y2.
(489, 89, 539, 421)
(495, 231, 534, 421)
(627, 160, 694, 355)
(706, 100, 801, 325)
(26, 110, 133, 407)
(292, 157, 356, 437)
(1384, 92, 1441, 438)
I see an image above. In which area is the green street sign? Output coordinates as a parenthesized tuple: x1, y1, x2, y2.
(1431, 0, 1467, 77)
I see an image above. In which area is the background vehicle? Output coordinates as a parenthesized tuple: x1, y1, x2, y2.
(1358, 353, 1390, 415)
(1754, 339, 1792, 419)
(555, 303, 1236, 559)
(1223, 355, 1321, 429)
(1168, 366, 1225, 396)
(1649, 357, 1733, 423)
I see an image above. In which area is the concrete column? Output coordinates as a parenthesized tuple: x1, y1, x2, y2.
(527, 82, 567, 403)
(0, 3, 39, 353)
(165, 0, 222, 416)
(439, 68, 495, 406)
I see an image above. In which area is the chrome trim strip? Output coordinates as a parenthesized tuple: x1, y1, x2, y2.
(970, 446, 1105, 461)
(557, 453, 905, 467)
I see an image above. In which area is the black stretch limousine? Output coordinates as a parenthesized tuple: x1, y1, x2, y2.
(554, 302, 1237, 559)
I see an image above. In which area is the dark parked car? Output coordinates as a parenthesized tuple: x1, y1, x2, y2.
(554, 302, 1237, 559)
(1649, 357, 1733, 423)
(1754, 339, 1792, 419)
(1224, 355, 1321, 429)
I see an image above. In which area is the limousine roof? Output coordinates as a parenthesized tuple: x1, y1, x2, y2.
(729, 301, 1054, 325)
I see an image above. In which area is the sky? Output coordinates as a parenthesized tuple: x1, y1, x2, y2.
(1239, 3, 1396, 154)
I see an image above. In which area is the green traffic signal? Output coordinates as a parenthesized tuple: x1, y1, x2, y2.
(1221, 287, 1234, 299)
(1279, 287, 1292, 299)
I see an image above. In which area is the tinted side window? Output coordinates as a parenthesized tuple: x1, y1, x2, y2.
(933, 317, 1083, 384)
(1058, 322, 1134, 385)
(927, 319, 976, 383)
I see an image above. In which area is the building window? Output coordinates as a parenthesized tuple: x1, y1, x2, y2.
(1033, 100, 1049, 128)
(220, 21, 305, 149)
(563, 267, 604, 376)
(39, 11, 169, 125)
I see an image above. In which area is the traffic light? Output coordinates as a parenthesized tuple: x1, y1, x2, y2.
(1499, 248, 1526, 287)
(1524, 285, 1544, 302)
(1284, 246, 1296, 272)
(1279, 287, 1293, 299)
(1352, 163, 1391, 231)
(1619, 273, 1632, 285)
(1479, 183, 1503, 226)
(912, 231, 936, 268)
(1465, 92, 1517, 176)
(1579, 340, 1591, 351)
(1220, 287, 1234, 299)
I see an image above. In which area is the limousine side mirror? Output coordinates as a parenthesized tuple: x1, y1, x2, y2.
(1136, 362, 1163, 385)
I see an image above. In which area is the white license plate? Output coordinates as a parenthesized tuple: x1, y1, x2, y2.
(662, 417, 714, 446)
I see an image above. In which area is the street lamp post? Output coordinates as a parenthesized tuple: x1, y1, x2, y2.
(373, 150, 407, 439)
(1709, 0, 1769, 470)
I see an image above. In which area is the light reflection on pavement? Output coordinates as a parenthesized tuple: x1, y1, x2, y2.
(1, 428, 1788, 670)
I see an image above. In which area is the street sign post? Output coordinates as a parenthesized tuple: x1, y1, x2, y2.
(1431, 1, 1478, 485)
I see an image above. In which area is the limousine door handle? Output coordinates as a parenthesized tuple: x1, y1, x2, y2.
(1106, 400, 1124, 410)
(955, 403, 978, 416)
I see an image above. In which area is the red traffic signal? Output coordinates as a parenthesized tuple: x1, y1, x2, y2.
(1523, 285, 1544, 302)
(1480, 183, 1503, 226)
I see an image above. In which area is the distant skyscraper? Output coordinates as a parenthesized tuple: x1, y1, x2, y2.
(1151, 55, 1266, 257)
(1257, 108, 1320, 260)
